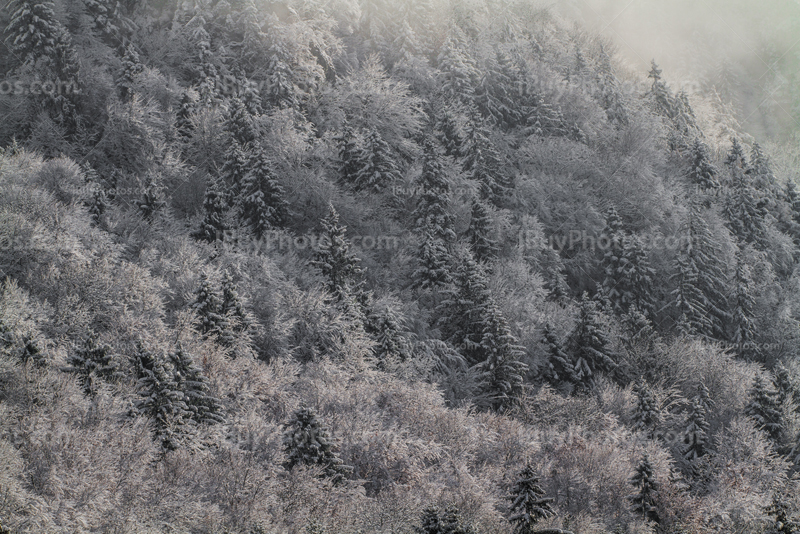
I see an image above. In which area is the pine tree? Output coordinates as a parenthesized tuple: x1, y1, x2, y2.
(697, 381, 715, 413)
(220, 270, 254, 347)
(226, 98, 258, 148)
(352, 128, 400, 193)
(282, 406, 351, 484)
(507, 464, 555, 533)
(412, 230, 452, 290)
(193, 174, 231, 243)
(175, 92, 196, 138)
(474, 50, 523, 129)
(84, 0, 124, 40)
(66, 331, 122, 396)
(466, 200, 497, 263)
(724, 161, 766, 249)
(240, 147, 288, 238)
(633, 381, 659, 437)
(414, 140, 456, 243)
(773, 362, 798, 408)
(311, 204, 367, 308)
(221, 139, 251, 196)
(629, 454, 660, 524)
(477, 301, 527, 412)
(725, 137, 747, 169)
(4, 0, 61, 68)
(646, 60, 675, 120)
(745, 374, 784, 443)
(461, 112, 508, 204)
(336, 125, 361, 186)
(435, 105, 463, 158)
(437, 28, 479, 105)
(264, 40, 299, 110)
(542, 323, 575, 386)
(571, 293, 617, 392)
(169, 343, 224, 425)
(192, 274, 229, 340)
(118, 43, 144, 101)
(132, 342, 191, 451)
(683, 398, 710, 462)
(415, 506, 473, 534)
(688, 138, 720, 192)
(368, 306, 409, 369)
(671, 201, 728, 340)
(728, 247, 759, 359)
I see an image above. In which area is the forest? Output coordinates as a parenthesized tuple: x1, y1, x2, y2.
(1, 0, 800, 533)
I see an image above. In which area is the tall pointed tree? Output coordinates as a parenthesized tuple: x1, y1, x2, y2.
(66, 331, 122, 396)
(633, 380, 659, 437)
(745, 374, 784, 443)
(477, 301, 527, 412)
(571, 293, 617, 392)
(688, 138, 720, 192)
(542, 323, 575, 387)
(466, 199, 497, 263)
(311, 204, 367, 308)
(630, 454, 660, 524)
(507, 464, 555, 534)
(683, 398, 710, 462)
(282, 406, 352, 485)
(169, 343, 224, 425)
(728, 247, 759, 359)
(352, 128, 400, 193)
(240, 147, 288, 238)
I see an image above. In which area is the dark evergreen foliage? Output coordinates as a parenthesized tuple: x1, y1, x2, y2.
(282, 406, 351, 484)
(745, 374, 784, 443)
(571, 293, 617, 392)
(169, 343, 224, 425)
(683, 398, 710, 462)
(629, 454, 660, 524)
(466, 200, 497, 263)
(542, 323, 575, 387)
(311, 204, 367, 308)
(507, 464, 555, 533)
(633, 381, 659, 437)
(240, 147, 289, 237)
(66, 331, 122, 396)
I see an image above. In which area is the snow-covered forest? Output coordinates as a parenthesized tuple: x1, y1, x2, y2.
(1, 0, 800, 532)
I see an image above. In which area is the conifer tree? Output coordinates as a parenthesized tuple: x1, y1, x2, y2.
(435, 105, 463, 158)
(265, 40, 300, 110)
(633, 381, 659, 437)
(773, 362, 798, 408)
(415, 506, 473, 534)
(193, 174, 231, 243)
(413, 231, 452, 290)
(118, 43, 144, 101)
(728, 247, 759, 359)
(135, 175, 167, 221)
(352, 128, 400, 193)
(461, 112, 508, 204)
(542, 323, 575, 386)
(474, 50, 523, 129)
(437, 28, 479, 105)
(414, 140, 456, 243)
(226, 98, 258, 148)
(571, 293, 617, 392)
(688, 138, 720, 192)
(629, 454, 660, 524)
(466, 200, 497, 263)
(84, 0, 124, 40)
(169, 343, 224, 425)
(724, 162, 766, 249)
(132, 342, 190, 451)
(66, 331, 122, 396)
(368, 306, 409, 369)
(220, 270, 254, 347)
(175, 92, 196, 138)
(507, 464, 555, 533)
(683, 398, 710, 462)
(745, 374, 784, 443)
(311, 204, 367, 308)
(192, 274, 229, 340)
(697, 381, 715, 413)
(646, 60, 675, 120)
(221, 139, 251, 196)
(477, 301, 527, 411)
(4, 0, 61, 68)
(671, 201, 728, 340)
(336, 125, 361, 186)
(240, 147, 288, 238)
(725, 137, 748, 169)
(282, 406, 351, 485)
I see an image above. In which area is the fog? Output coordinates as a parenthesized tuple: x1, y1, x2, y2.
(544, 0, 800, 142)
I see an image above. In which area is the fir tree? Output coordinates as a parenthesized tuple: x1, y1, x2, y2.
(412, 231, 452, 290)
(4, 0, 60, 68)
(193, 174, 231, 243)
(745, 374, 784, 443)
(571, 293, 617, 392)
(220, 269, 254, 347)
(466, 199, 497, 263)
(461, 112, 508, 204)
(132, 342, 191, 451)
(336, 125, 361, 186)
(311, 204, 367, 308)
(192, 274, 229, 340)
(728, 247, 759, 359)
(118, 43, 144, 101)
(352, 128, 400, 193)
(697, 381, 715, 413)
(542, 323, 575, 386)
(437, 28, 479, 105)
(688, 138, 719, 192)
(724, 162, 766, 249)
(226, 98, 258, 148)
(169, 343, 224, 425)
(646, 60, 675, 120)
(633, 381, 659, 437)
(220, 139, 251, 195)
(369, 306, 409, 369)
(507, 464, 555, 534)
(282, 406, 351, 484)
(773, 362, 798, 408)
(477, 301, 527, 412)
(134, 175, 166, 221)
(415, 506, 473, 534)
(671, 201, 728, 340)
(240, 147, 288, 238)
(435, 105, 463, 158)
(18, 333, 45, 367)
(629, 454, 660, 524)
(414, 140, 456, 243)
(66, 331, 122, 396)
(725, 137, 747, 169)
(265, 40, 299, 110)
(175, 92, 196, 138)
(683, 398, 710, 462)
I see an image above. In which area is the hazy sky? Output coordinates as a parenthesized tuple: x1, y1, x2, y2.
(543, 0, 800, 141)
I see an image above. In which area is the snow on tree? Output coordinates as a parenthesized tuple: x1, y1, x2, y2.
(728, 247, 759, 359)
(541, 323, 575, 387)
(466, 199, 497, 263)
(220, 269, 254, 348)
(629, 453, 660, 524)
(192, 273, 229, 341)
(460, 111, 509, 204)
(414, 140, 456, 243)
(220, 139, 251, 196)
(688, 138, 719, 192)
(193, 174, 231, 243)
(646, 60, 675, 120)
(477, 300, 527, 412)
(764, 493, 800, 534)
(412, 230, 452, 291)
(745, 374, 784, 443)
(435, 105, 463, 158)
(226, 97, 258, 148)
(367, 305, 409, 369)
(773, 362, 798, 408)
(175, 91, 196, 139)
(437, 27, 479, 105)
(66, 331, 122, 396)
(132, 342, 191, 451)
(169, 343, 224, 425)
(474, 50, 523, 129)
(336, 124, 362, 186)
(4, 0, 61, 68)
(415, 505, 473, 534)
(282, 406, 351, 485)
(633, 380, 659, 437)
(724, 155, 767, 249)
(725, 137, 748, 169)
(507, 463, 554, 533)
(352, 127, 400, 193)
(571, 292, 617, 392)
(118, 43, 144, 101)
(240, 147, 288, 238)
(683, 397, 710, 462)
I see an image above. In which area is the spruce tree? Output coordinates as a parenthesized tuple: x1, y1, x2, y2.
(66, 331, 122, 396)
(282, 406, 351, 485)
(311, 204, 367, 308)
(437, 28, 479, 105)
(477, 301, 527, 412)
(773, 362, 798, 408)
(175, 92, 196, 138)
(745, 374, 784, 443)
(118, 43, 144, 101)
(571, 293, 617, 392)
(466, 199, 497, 263)
(369, 306, 409, 369)
(220, 139, 251, 196)
(725, 137, 748, 169)
(132, 342, 191, 451)
(507, 464, 555, 534)
(461, 112, 508, 204)
(412, 231, 452, 290)
(351, 128, 400, 193)
(220, 269, 254, 347)
(4, 0, 61, 67)
(193, 174, 231, 243)
(646, 60, 675, 120)
(724, 162, 766, 249)
(435, 105, 463, 158)
(414, 140, 456, 243)
(683, 398, 710, 462)
(415, 506, 473, 534)
(240, 147, 288, 238)
(728, 247, 759, 359)
(542, 323, 575, 386)
(226, 98, 258, 148)
(629, 454, 660, 524)
(633, 381, 659, 437)
(697, 381, 715, 413)
(688, 138, 720, 192)
(169, 343, 224, 425)
(192, 274, 229, 340)
(336, 124, 361, 186)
